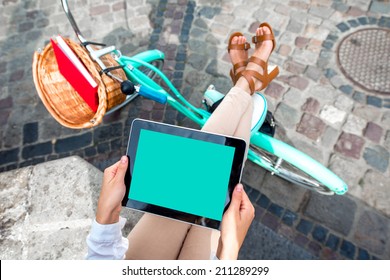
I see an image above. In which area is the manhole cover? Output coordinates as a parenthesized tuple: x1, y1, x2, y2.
(337, 28, 390, 95)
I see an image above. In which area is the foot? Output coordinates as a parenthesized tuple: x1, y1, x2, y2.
(228, 35, 249, 83)
(236, 26, 275, 94)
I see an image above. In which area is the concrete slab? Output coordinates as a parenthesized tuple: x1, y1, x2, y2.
(0, 156, 142, 260)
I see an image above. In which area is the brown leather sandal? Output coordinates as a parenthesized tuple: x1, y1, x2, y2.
(240, 23, 279, 94)
(227, 32, 250, 84)
(252, 22, 276, 52)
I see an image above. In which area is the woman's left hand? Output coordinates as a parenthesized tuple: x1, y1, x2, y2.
(95, 156, 128, 224)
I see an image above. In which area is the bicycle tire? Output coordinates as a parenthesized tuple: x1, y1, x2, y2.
(249, 132, 348, 195)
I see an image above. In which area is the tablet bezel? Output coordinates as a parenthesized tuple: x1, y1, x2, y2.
(122, 118, 246, 230)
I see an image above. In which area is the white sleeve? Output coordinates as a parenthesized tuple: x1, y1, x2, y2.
(86, 217, 129, 260)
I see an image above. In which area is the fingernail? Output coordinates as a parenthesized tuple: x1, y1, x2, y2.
(236, 184, 243, 192)
(121, 156, 128, 164)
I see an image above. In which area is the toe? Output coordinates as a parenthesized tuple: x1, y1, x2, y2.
(239, 36, 245, 45)
(256, 27, 261, 37)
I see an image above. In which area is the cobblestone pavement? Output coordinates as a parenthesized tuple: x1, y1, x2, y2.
(1, 0, 390, 259)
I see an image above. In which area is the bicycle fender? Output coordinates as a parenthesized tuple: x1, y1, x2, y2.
(250, 132, 348, 195)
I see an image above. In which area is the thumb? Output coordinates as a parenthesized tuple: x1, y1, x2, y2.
(114, 156, 128, 182)
(229, 184, 244, 210)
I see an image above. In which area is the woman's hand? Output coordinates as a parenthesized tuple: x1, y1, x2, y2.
(217, 184, 255, 260)
(95, 156, 128, 224)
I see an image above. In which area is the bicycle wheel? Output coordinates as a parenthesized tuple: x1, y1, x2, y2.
(249, 132, 348, 195)
(249, 145, 334, 195)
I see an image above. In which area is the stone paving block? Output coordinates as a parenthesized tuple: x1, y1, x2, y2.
(353, 209, 390, 257)
(342, 114, 367, 136)
(274, 102, 301, 129)
(384, 131, 390, 150)
(335, 94, 354, 112)
(55, 132, 93, 154)
(339, 239, 356, 259)
(359, 170, 390, 218)
(304, 192, 357, 236)
(0, 148, 19, 166)
(382, 111, 390, 127)
(293, 48, 319, 66)
(321, 126, 340, 148)
(311, 225, 328, 244)
(27, 157, 101, 224)
(328, 154, 366, 193)
(264, 82, 287, 100)
(353, 105, 382, 122)
(325, 233, 340, 250)
(308, 85, 338, 105)
(301, 97, 320, 114)
(239, 219, 317, 260)
(363, 122, 383, 143)
(320, 105, 347, 128)
(296, 218, 314, 236)
(22, 141, 52, 160)
(309, 6, 334, 19)
(26, 225, 91, 260)
(258, 173, 307, 213)
(334, 132, 365, 160)
(0, 167, 32, 231)
(305, 65, 322, 81)
(363, 145, 389, 173)
(241, 160, 267, 190)
(296, 113, 326, 141)
(369, 1, 390, 14)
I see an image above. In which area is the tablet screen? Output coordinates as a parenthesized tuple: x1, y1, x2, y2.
(130, 129, 235, 221)
(123, 119, 246, 229)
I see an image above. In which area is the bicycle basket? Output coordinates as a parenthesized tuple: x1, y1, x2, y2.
(32, 37, 126, 129)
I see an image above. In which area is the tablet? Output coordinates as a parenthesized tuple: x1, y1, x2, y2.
(122, 119, 246, 230)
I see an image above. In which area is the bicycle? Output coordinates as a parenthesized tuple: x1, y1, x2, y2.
(59, 0, 347, 196)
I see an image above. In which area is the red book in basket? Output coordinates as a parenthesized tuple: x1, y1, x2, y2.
(51, 36, 98, 112)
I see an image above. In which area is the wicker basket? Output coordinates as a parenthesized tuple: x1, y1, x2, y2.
(32, 38, 126, 129)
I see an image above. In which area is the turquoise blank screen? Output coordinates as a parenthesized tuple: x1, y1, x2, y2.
(129, 129, 235, 221)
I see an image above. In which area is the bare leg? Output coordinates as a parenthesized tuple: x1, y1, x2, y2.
(181, 27, 275, 260)
(125, 214, 191, 260)
(126, 27, 275, 260)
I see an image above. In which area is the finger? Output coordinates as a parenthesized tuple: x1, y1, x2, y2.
(229, 184, 244, 210)
(240, 189, 255, 218)
(114, 156, 128, 182)
(103, 161, 120, 183)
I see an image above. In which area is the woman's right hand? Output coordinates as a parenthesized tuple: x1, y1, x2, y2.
(217, 184, 255, 260)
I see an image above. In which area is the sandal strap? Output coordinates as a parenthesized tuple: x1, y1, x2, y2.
(233, 60, 247, 72)
(228, 41, 251, 51)
(252, 22, 277, 52)
(240, 56, 273, 94)
(252, 33, 274, 44)
(248, 56, 267, 69)
(230, 60, 247, 84)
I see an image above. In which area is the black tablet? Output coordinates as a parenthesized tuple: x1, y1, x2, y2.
(122, 119, 247, 230)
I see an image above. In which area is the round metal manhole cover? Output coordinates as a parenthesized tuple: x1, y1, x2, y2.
(337, 28, 390, 95)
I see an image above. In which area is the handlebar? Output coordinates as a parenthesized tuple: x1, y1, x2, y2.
(61, 0, 87, 44)
(60, 0, 167, 103)
(137, 85, 167, 104)
(121, 80, 167, 104)
(60, 0, 126, 85)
